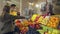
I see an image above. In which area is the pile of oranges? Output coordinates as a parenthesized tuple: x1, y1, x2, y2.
(47, 16, 59, 28)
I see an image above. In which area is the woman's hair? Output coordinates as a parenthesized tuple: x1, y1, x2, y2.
(11, 4, 16, 7)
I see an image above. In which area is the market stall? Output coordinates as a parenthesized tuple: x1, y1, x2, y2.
(15, 14, 60, 34)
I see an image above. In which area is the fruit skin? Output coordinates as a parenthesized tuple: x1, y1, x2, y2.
(52, 30, 58, 34)
(48, 31, 52, 34)
(47, 16, 59, 28)
(35, 24, 40, 29)
(31, 14, 39, 22)
(44, 32, 48, 34)
(29, 23, 35, 28)
(15, 20, 22, 28)
(21, 27, 29, 34)
(22, 20, 29, 27)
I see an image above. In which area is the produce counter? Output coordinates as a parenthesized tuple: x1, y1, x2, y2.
(15, 14, 60, 34)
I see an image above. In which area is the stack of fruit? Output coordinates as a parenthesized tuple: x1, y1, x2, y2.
(31, 14, 40, 22)
(15, 19, 29, 34)
(22, 19, 29, 27)
(14, 19, 23, 28)
(52, 29, 60, 34)
(38, 16, 49, 25)
(31, 14, 49, 25)
(47, 16, 59, 28)
(20, 27, 29, 34)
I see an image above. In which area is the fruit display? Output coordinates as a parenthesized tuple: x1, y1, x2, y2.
(37, 25, 60, 34)
(20, 26, 29, 34)
(15, 19, 29, 34)
(31, 14, 40, 22)
(31, 14, 60, 28)
(14, 14, 60, 34)
(14, 19, 23, 28)
(31, 14, 49, 25)
(38, 16, 49, 25)
(22, 19, 29, 27)
(47, 16, 59, 28)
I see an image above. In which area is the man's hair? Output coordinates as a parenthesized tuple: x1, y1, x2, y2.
(11, 4, 16, 7)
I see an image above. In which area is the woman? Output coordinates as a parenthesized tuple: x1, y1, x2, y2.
(1, 4, 17, 34)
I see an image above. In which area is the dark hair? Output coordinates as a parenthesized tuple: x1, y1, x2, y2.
(3, 5, 10, 13)
(11, 4, 16, 7)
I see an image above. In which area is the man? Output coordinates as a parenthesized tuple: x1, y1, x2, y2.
(48, 3, 55, 15)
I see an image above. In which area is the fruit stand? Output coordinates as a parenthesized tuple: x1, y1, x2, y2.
(31, 14, 60, 34)
(15, 14, 60, 34)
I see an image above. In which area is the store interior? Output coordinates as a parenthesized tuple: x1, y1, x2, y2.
(0, 0, 60, 34)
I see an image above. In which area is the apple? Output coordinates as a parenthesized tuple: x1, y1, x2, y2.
(21, 27, 29, 34)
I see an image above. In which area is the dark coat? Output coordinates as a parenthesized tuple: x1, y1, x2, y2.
(1, 5, 15, 34)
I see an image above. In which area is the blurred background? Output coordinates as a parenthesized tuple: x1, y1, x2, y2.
(0, 0, 60, 16)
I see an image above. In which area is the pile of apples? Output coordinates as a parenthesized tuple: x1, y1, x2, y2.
(15, 19, 29, 34)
